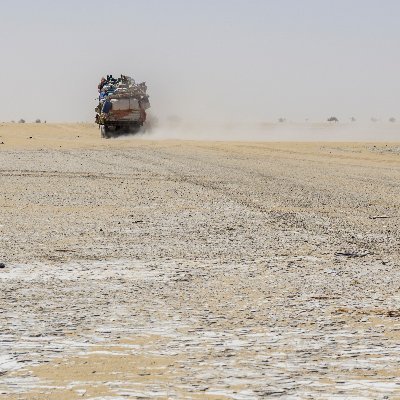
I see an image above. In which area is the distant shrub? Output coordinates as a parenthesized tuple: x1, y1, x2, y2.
(18, 119, 25, 123)
(278, 118, 286, 123)
(35, 119, 41, 123)
(350, 117, 356, 122)
(389, 117, 396, 123)
(327, 116, 338, 122)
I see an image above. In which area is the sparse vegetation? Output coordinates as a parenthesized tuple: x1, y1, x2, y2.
(389, 117, 396, 123)
(35, 119, 41, 123)
(327, 116, 338, 122)
(278, 118, 286, 123)
(18, 119, 25, 124)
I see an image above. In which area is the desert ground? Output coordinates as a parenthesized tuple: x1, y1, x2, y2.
(0, 123, 400, 399)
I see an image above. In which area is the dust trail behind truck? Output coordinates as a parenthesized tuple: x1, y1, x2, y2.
(95, 74, 151, 138)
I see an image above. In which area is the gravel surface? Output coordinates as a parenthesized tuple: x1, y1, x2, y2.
(1, 132, 400, 399)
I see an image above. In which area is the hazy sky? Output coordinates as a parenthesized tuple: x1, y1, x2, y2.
(1, 0, 399, 123)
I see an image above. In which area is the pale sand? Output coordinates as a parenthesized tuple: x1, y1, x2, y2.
(0, 124, 400, 399)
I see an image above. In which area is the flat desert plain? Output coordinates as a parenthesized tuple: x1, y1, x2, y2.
(0, 123, 400, 399)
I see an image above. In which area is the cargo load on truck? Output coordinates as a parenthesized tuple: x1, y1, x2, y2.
(95, 74, 150, 138)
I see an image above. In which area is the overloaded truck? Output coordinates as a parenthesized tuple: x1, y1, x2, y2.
(95, 74, 150, 138)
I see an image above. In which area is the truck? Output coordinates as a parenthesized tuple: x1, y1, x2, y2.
(95, 74, 150, 138)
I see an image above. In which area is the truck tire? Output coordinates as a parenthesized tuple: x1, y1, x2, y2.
(100, 125, 111, 139)
(127, 123, 141, 135)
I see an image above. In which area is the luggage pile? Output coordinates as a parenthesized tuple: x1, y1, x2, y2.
(97, 74, 151, 113)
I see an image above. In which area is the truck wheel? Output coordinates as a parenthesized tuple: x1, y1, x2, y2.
(100, 125, 111, 139)
(128, 124, 141, 135)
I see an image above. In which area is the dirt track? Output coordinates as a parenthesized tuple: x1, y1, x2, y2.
(1, 124, 400, 399)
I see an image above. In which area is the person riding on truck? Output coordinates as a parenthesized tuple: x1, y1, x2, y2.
(98, 77, 106, 92)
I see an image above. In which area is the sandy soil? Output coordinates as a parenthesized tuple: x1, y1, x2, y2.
(0, 123, 400, 399)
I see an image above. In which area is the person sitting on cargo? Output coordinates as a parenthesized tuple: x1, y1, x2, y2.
(98, 77, 106, 92)
(139, 82, 147, 92)
(99, 90, 107, 102)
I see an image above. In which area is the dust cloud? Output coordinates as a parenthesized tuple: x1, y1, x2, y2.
(140, 117, 400, 142)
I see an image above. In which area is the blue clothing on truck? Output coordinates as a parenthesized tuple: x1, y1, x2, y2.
(102, 100, 112, 114)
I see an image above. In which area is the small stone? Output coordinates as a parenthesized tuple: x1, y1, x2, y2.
(0, 263, 5, 269)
